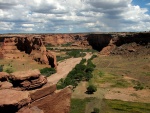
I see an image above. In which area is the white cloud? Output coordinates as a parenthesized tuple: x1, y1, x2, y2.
(146, 3, 150, 6)
(0, 0, 149, 33)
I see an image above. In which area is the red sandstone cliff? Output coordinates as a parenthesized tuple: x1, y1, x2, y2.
(0, 36, 57, 68)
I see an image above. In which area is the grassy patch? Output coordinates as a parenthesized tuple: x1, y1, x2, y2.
(70, 99, 87, 113)
(143, 72, 150, 76)
(112, 79, 131, 88)
(61, 42, 73, 47)
(70, 98, 96, 113)
(0, 65, 3, 72)
(5, 68, 14, 73)
(103, 99, 150, 113)
(70, 98, 150, 113)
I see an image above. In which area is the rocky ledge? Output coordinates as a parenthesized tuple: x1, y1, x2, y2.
(0, 70, 72, 113)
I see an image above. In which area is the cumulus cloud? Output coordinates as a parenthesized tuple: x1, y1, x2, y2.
(0, 0, 149, 33)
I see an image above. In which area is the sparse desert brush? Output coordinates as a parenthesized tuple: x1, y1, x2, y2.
(0, 65, 3, 72)
(5, 68, 13, 73)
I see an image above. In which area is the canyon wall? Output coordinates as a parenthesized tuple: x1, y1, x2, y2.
(0, 36, 57, 68)
(86, 32, 150, 55)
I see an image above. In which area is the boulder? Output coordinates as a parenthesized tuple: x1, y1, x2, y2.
(20, 75, 47, 90)
(30, 83, 56, 101)
(0, 72, 10, 81)
(0, 89, 31, 113)
(0, 81, 13, 89)
(10, 69, 41, 81)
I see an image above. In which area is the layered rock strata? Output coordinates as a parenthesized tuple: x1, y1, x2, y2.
(0, 70, 72, 113)
(0, 36, 57, 68)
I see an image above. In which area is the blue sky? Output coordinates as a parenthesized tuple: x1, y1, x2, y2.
(0, 0, 150, 33)
(132, 0, 150, 14)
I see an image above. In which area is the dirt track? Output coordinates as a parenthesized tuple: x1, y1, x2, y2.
(48, 53, 92, 84)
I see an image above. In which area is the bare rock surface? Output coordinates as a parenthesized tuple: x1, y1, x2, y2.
(20, 75, 47, 90)
(0, 81, 13, 89)
(0, 89, 31, 110)
(31, 87, 72, 113)
(30, 83, 56, 101)
(0, 72, 10, 81)
(17, 106, 44, 113)
(10, 69, 41, 81)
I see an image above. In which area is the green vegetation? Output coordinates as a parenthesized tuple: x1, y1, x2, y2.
(56, 56, 71, 62)
(92, 55, 150, 87)
(133, 82, 144, 90)
(70, 55, 150, 113)
(45, 43, 53, 47)
(0, 65, 3, 72)
(104, 99, 150, 113)
(66, 50, 86, 58)
(40, 67, 56, 77)
(70, 98, 95, 113)
(57, 56, 96, 89)
(92, 108, 100, 113)
(70, 98, 150, 113)
(61, 42, 73, 47)
(91, 69, 132, 88)
(112, 79, 130, 88)
(86, 84, 97, 94)
(70, 99, 87, 113)
(5, 68, 13, 73)
(143, 72, 150, 76)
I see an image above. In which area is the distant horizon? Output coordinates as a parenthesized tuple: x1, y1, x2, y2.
(0, 31, 150, 35)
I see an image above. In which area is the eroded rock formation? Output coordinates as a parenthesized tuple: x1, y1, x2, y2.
(0, 70, 72, 113)
(86, 32, 150, 56)
(0, 36, 57, 68)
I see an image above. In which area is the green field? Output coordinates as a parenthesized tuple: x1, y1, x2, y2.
(70, 54, 150, 113)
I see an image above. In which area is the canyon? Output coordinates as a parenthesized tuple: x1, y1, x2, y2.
(0, 32, 150, 113)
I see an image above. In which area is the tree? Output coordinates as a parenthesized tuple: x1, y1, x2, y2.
(92, 108, 100, 113)
(40, 67, 56, 77)
(87, 84, 97, 94)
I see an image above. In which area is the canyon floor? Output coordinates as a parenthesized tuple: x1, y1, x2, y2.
(0, 47, 150, 113)
(48, 53, 92, 84)
(70, 54, 150, 113)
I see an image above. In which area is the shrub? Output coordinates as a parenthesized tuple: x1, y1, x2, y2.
(133, 82, 144, 90)
(5, 68, 13, 73)
(0, 65, 3, 72)
(56, 56, 71, 61)
(86, 73, 93, 81)
(80, 58, 86, 64)
(66, 50, 86, 58)
(87, 84, 97, 94)
(40, 67, 56, 77)
(92, 108, 100, 113)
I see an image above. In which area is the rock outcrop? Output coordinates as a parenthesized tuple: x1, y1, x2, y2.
(0, 70, 72, 113)
(87, 32, 150, 56)
(0, 89, 31, 113)
(0, 36, 57, 68)
(9, 69, 47, 90)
